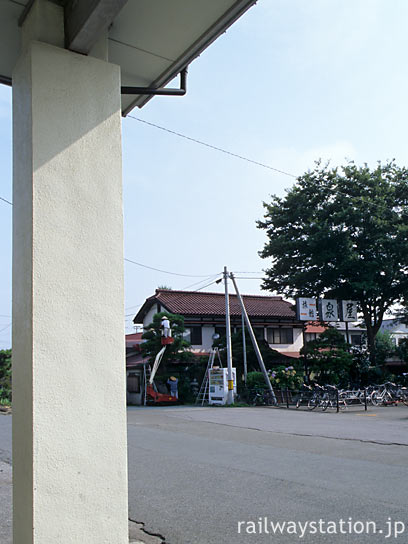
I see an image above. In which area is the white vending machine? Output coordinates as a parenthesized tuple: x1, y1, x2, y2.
(208, 367, 237, 405)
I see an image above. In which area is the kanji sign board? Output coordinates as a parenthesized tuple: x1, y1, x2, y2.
(340, 300, 358, 322)
(319, 299, 339, 321)
(296, 298, 317, 320)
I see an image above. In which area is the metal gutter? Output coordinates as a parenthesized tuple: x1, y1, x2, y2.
(0, 75, 12, 86)
(121, 0, 258, 115)
(121, 68, 187, 96)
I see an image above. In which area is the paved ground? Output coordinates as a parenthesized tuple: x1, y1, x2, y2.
(1, 405, 408, 543)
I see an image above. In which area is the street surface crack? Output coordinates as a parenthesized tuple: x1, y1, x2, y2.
(174, 416, 408, 447)
(129, 517, 166, 543)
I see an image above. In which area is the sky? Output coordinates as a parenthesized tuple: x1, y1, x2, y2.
(1, 0, 408, 346)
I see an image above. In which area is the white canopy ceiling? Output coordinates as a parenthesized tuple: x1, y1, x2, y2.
(0, 0, 257, 115)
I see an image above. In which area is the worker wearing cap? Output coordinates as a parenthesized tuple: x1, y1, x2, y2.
(161, 316, 171, 338)
(167, 376, 179, 399)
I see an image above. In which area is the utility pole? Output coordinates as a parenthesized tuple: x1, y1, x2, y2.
(224, 266, 234, 404)
(242, 312, 248, 385)
(345, 321, 350, 348)
(302, 325, 309, 384)
(230, 272, 276, 404)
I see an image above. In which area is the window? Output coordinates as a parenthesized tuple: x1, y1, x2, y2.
(254, 327, 265, 341)
(350, 334, 362, 346)
(185, 326, 202, 345)
(305, 332, 318, 343)
(267, 328, 293, 344)
(127, 373, 140, 393)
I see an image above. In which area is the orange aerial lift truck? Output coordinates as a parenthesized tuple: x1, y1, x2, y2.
(144, 324, 178, 405)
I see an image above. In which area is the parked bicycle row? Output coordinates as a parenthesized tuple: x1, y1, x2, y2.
(244, 381, 408, 411)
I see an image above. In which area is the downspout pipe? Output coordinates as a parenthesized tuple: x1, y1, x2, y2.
(0, 75, 12, 87)
(2, 69, 188, 96)
(121, 67, 187, 96)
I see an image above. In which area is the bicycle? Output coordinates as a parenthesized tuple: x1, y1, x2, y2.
(370, 382, 397, 406)
(295, 384, 313, 409)
(307, 384, 325, 410)
(251, 389, 276, 406)
(321, 385, 341, 411)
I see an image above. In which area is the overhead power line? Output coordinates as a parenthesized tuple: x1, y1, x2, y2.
(124, 257, 218, 278)
(234, 277, 264, 280)
(0, 201, 218, 280)
(190, 278, 220, 293)
(127, 116, 297, 178)
(178, 273, 222, 292)
(126, 277, 222, 324)
(143, 277, 221, 313)
(232, 271, 263, 274)
(0, 196, 12, 206)
(124, 273, 222, 315)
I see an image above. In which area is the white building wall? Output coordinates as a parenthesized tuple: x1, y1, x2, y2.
(139, 307, 305, 355)
(391, 332, 408, 345)
(381, 320, 408, 346)
(201, 325, 215, 352)
(142, 305, 160, 328)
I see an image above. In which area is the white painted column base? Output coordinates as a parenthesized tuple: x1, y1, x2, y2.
(12, 36, 128, 544)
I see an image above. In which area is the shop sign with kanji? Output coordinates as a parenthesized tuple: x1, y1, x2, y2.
(296, 298, 317, 321)
(319, 299, 339, 321)
(341, 300, 358, 322)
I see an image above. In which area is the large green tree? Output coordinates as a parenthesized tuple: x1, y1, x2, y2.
(301, 328, 353, 385)
(141, 312, 193, 366)
(373, 331, 396, 365)
(397, 337, 408, 363)
(0, 349, 11, 403)
(258, 161, 408, 363)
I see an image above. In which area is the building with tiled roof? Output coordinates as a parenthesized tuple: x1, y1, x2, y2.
(134, 289, 304, 357)
(305, 321, 366, 346)
(125, 332, 143, 349)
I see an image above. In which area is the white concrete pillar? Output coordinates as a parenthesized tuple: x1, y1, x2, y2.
(12, 2, 128, 542)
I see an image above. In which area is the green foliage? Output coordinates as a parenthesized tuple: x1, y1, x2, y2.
(396, 305, 408, 326)
(397, 337, 408, 363)
(183, 356, 208, 383)
(0, 349, 11, 404)
(177, 377, 195, 404)
(348, 345, 372, 386)
(156, 371, 196, 403)
(214, 329, 293, 378)
(141, 312, 193, 366)
(258, 161, 408, 362)
(270, 365, 303, 390)
(301, 327, 353, 385)
(374, 331, 396, 365)
(246, 371, 267, 390)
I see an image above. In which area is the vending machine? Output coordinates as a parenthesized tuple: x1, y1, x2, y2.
(208, 367, 237, 405)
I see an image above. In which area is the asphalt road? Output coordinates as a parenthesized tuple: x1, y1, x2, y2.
(1, 405, 408, 543)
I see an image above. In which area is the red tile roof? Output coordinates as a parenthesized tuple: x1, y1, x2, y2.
(126, 332, 143, 348)
(134, 289, 296, 322)
(305, 323, 326, 334)
(126, 332, 143, 342)
(126, 353, 148, 367)
(280, 351, 301, 358)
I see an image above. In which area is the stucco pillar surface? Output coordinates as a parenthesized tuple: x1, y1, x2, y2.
(12, 5, 128, 542)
